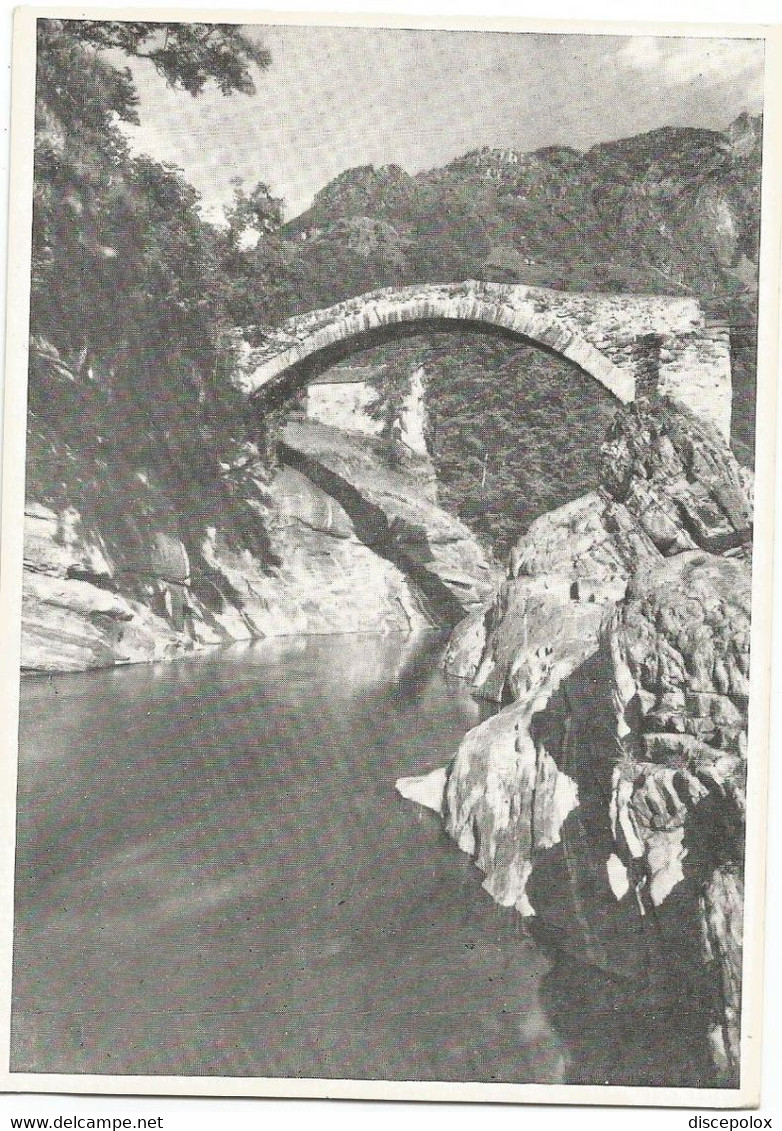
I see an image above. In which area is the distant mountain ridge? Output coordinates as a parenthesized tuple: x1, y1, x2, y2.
(282, 113, 761, 313)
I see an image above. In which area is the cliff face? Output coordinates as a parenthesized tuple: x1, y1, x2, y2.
(21, 344, 494, 672)
(281, 421, 497, 619)
(398, 397, 752, 1085)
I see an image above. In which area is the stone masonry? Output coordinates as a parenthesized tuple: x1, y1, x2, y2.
(237, 281, 733, 439)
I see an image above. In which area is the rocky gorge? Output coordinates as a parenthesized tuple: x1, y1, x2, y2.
(22, 332, 753, 1086)
(398, 395, 752, 1085)
(21, 340, 496, 672)
(15, 20, 765, 1093)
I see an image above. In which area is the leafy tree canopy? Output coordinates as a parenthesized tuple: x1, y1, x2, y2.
(30, 18, 273, 489)
(67, 21, 271, 100)
(225, 178, 284, 247)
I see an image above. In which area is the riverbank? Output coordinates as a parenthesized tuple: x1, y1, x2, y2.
(399, 397, 753, 1086)
(23, 338, 496, 672)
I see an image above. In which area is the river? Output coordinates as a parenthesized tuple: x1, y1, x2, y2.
(12, 632, 573, 1083)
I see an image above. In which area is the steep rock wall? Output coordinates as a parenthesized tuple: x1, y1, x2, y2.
(21, 459, 432, 672)
(398, 397, 752, 1085)
(280, 420, 498, 619)
(21, 350, 493, 672)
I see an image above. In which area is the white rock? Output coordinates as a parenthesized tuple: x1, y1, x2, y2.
(395, 767, 448, 815)
(606, 852, 631, 901)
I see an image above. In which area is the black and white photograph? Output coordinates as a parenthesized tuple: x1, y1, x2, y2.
(0, 7, 780, 1108)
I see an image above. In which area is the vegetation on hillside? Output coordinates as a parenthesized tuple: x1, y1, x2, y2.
(29, 20, 287, 566)
(338, 330, 617, 558)
(281, 120, 761, 312)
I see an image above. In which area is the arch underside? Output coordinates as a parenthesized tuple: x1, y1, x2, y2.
(246, 296, 636, 404)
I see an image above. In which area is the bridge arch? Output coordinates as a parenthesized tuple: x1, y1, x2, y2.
(238, 281, 732, 440)
(241, 283, 635, 405)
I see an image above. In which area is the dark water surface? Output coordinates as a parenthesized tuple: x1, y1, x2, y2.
(12, 633, 571, 1082)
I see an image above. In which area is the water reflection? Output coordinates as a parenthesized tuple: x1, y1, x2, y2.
(13, 633, 565, 1082)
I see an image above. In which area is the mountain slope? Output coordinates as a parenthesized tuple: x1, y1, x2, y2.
(284, 114, 760, 301)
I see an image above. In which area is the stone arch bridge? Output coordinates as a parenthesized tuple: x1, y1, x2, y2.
(237, 281, 732, 438)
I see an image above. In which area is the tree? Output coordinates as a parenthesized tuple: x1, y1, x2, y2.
(225, 178, 284, 248)
(32, 18, 271, 358)
(56, 20, 270, 98)
(30, 18, 273, 482)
